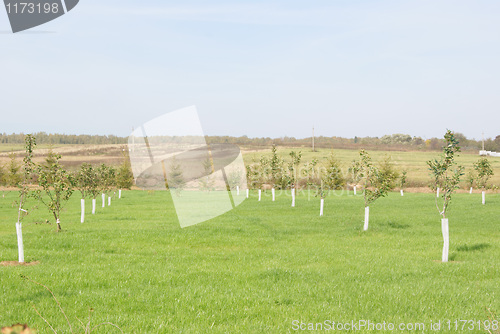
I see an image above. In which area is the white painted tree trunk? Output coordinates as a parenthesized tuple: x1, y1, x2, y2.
(236, 186, 240, 196)
(258, 189, 261, 201)
(272, 188, 275, 202)
(400, 189, 404, 196)
(92, 199, 96, 214)
(482, 191, 485, 205)
(56, 219, 61, 231)
(320, 198, 324, 216)
(246, 189, 249, 198)
(363, 206, 370, 231)
(119, 189, 122, 198)
(441, 218, 449, 262)
(354, 186, 357, 195)
(436, 187, 440, 198)
(102, 194, 105, 208)
(80, 199, 85, 223)
(16, 222, 24, 263)
(108, 196, 111, 206)
(291, 188, 295, 207)
(469, 187, 473, 194)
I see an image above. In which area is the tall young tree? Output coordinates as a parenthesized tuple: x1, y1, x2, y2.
(34, 149, 74, 232)
(473, 157, 494, 205)
(15, 134, 37, 262)
(358, 150, 396, 231)
(167, 156, 185, 196)
(427, 130, 464, 262)
(116, 152, 134, 196)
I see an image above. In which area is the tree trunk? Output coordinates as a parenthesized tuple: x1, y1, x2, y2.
(81, 199, 85, 223)
(482, 191, 485, 205)
(291, 188, 295, 207)
(236, 186, 240, 196)
(108, 196, 111, 206)
(92, 198, 96, 214)
(16, 222, 24, 263)
(246, 189, 249, 199)
(469, 187, 473, 194)
(320, 198, 324, 216)
(272, 188, 275, 202)
(436, 187, 440, 198)
(354, 186, 357, 195)
(119, 189, 122, 198)
(441, 218, 449, 262)
(56, 219, 61, 232)
(102, 193, 105, 208)
(400, 189, 404, 196)
(363, 206, 370, 231)
(258, 189, 261, 202)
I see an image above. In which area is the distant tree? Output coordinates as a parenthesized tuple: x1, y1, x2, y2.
(378, 155, 400, 189)
(427, 130, 464, 262)
(168, 156, 185, 196)
(400, 170, 408, 193)
(465, 169, 475, 191)
(0, 163, 6, 187)
(74, 163, 94, 200)
(97, 164, 117, 198)
(7, 153, 22, 187)
(269, 145, 289, 189)
(34, 149, 74, 232)
(348, 160, 362, 193)
(288, 150, 302, 189)
(322, 151, 345, 191)
(494, 135, 500, 151)
(116, 156, 134, 190)
(474, 157, 494, 205)
(302, 158, 320, 190)
(474, 158, 494, 190)
(199, 158, 216, 192)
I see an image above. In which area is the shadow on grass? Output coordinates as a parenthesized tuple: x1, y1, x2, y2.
(387, 221, 410, 229)
(456, 243, 491, 252)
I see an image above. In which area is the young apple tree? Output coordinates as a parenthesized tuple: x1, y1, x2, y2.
(14, 134, 37, 262)
(358, 150, 396, 231)
(74, 163, 94, 223)
(399, 170, 408, 196)
(427, 130, 464, 263)
(473, 158, 493, 205)
(33, 149, 74, 232)
(348, 160, 362, 195)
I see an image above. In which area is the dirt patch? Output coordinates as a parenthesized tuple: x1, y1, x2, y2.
(0, 261, 39, 267)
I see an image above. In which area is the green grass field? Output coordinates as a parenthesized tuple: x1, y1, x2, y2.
(1, 190, 499, 333)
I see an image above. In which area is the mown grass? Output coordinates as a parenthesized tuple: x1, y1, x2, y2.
(0, 190, 499, 333)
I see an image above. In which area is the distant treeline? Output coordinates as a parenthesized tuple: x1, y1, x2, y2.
(1, 132, 499, 151)
(206, 133, 500, 152)
(0, 132, 127, 145)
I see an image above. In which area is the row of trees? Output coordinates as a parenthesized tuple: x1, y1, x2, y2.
(3, 132, 499, 151)
(11, 136, 134, 233)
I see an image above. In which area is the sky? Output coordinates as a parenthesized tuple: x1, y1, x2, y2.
(1, 0, 499, 140)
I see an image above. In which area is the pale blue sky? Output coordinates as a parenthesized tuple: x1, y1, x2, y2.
(1, 0, 499, 140)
